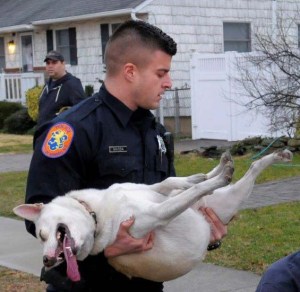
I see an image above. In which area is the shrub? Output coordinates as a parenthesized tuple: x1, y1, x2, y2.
(26, 85, 43, 122)
(3, 108, 36, 134)
(85, 84, 94, 97)
(0, 101, 23, 129)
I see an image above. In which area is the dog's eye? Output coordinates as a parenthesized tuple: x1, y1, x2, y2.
(39, 230, 46, 242)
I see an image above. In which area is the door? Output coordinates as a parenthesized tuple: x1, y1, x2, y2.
(21, 34, 33, 72)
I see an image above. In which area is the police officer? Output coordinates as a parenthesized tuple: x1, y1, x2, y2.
(25, 20, 227, 292)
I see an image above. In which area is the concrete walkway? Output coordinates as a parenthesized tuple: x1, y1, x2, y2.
(0, 141, 299, 291)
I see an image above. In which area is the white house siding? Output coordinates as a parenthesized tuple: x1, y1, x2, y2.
(1, 0, 300, 106)
(139, 0, 300, 90)
(30, 16, 130, 92)
(65, 21, 105, 92)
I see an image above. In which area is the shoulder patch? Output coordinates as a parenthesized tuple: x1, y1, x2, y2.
(42, 122, 74, 158)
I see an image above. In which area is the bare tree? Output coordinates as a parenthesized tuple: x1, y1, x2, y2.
(231, 12, 300, 137)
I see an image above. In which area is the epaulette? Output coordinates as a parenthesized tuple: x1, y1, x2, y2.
(33, 94, 103, 146)
(56, 93, 103, 122)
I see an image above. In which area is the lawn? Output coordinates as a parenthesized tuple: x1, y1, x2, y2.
(0, 133, 33, 154)
(1, 134, 300, 290)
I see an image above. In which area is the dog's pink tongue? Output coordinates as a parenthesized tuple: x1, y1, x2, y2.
(63, 236, 81, 282)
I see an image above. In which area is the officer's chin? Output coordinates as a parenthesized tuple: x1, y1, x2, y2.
(149, 102, 160, 110)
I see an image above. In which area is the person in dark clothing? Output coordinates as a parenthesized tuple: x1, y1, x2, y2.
(36, 50, 86, 128)
(256, 250, 300, 292)
(25, 20, 227, 292)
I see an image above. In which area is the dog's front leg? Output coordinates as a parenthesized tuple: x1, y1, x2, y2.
(149, 151, 233, 196)
(206, 150, 233, 179)
(149, 175, 206, 196)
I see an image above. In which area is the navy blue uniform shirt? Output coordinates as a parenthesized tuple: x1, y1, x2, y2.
(25, 84, 175, 291)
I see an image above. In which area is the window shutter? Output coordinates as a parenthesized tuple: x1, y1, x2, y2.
(100, 24, 109, 62)
(69, 27, 78, 65)
(0, 37, 5, 69)
(46, 30, 53, 52)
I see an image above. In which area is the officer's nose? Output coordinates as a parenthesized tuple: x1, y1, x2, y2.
(163, 73, 172, 90)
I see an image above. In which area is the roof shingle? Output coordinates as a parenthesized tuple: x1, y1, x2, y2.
(0, 0, 146, 29)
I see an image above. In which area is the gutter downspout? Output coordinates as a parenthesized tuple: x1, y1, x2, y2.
(131, 0, 155, 20)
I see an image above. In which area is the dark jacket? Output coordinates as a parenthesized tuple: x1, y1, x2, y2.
(37, 72, 85, 128)
(26, 84, 175, 291)
(256, 251, 300, 292)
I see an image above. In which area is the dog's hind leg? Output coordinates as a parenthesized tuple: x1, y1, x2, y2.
(130, 161, 234, 237)
(149, 151, 233, 196)
(197, 149, 293, 224)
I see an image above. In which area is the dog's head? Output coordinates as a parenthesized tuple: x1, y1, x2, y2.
(13, 198, 96, 281)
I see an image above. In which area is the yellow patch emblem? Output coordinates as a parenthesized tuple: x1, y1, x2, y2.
(42, 122, 74, 158)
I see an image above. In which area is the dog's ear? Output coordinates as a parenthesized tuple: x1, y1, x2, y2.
(13, 203, 44, 222)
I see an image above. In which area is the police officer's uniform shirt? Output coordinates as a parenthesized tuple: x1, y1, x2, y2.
(26, 85, 174, 236)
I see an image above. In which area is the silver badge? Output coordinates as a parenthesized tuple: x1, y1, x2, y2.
(157, 135, 166, 154)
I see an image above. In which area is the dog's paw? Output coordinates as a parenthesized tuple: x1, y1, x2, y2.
(223, 161, 234, 183)
(220, 151, 233, 166)
(277, 149, 293, 162)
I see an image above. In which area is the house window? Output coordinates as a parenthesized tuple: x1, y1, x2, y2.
(0, 37, 5, 71)
(46, 28, 78, 65)
(223, 23, 251, 52)
(100, 23, 121, 62)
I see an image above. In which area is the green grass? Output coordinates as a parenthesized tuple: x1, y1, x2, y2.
(0, 133, 33, 154)
(175, 152, 300, 183)
(2, 149, 300, 277)
(0, 144, 33, 153)
(174, 152, 300, 275)
(0, 171, 28, 218)
(205, 202, 300, 275)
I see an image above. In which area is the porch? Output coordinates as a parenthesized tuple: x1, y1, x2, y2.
(0, 73, 45, 105)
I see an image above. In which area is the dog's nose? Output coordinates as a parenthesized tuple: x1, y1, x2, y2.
(43, 255, 57, 267)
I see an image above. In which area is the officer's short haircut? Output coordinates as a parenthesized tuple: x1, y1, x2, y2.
(104, 20, 177, 75)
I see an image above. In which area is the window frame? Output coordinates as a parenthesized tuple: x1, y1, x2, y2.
(47, 28, 78, 65)
(100, 22, 121, 62)
(223, 22, 251, 53)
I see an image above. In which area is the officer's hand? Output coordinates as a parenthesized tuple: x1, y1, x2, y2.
(104, 216, 155, 258)
(40, 266, 85, 292)
(199, 207, 228, 243)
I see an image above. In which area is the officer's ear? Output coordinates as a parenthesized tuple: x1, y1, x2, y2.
(123, 63, 136, 82)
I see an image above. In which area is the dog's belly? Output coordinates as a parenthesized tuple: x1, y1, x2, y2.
(108, 209, 210, 282)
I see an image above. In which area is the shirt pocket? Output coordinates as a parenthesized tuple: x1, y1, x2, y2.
(98, 154, 140, 178)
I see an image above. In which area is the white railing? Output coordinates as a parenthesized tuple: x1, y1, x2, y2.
(0, 72, 45, 104)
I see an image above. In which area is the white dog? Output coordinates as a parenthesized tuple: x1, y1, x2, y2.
(13, 149, 292, 282)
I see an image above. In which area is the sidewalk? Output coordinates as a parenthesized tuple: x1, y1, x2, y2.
(0, 140, 299, 291)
